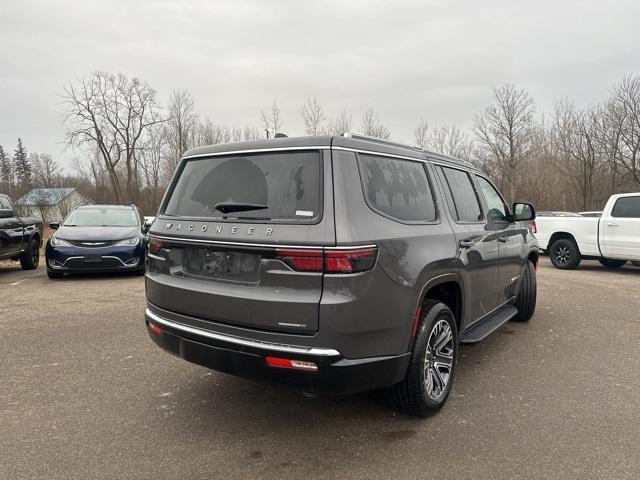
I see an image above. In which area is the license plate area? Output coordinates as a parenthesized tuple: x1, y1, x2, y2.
(181, 247, 261, 283)
(84, 255, 103, 264)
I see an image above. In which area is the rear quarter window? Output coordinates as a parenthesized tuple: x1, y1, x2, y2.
(357, 153, 437, 223)
(163, 151, 322, 223)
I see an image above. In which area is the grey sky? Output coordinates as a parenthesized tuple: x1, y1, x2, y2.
(1, 0, 638, 169)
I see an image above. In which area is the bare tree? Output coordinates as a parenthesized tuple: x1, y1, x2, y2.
(553, 100, 601, 210)
(261, 99, 283, 137)
(327, 108, 353, 135)
(474, 84, 536, 202)
(360, 107, 390, 139)
(166, 90, 198, 169)
(30, 153, 61, 188)
(62, 71, 162, 204)
(302, 97, 326, 136)
(414, 119, 429, 149)
(427, 125, 476, 161)
(607, 75, 640, 187)
(0, 145, 12, 196)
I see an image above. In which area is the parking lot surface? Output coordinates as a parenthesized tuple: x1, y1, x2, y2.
(1, 259, 639, 479)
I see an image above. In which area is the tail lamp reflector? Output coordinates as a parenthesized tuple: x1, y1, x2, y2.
(149, 238, 164, 255)
(148, 322, 163, 335)
(531, 220, 537, 234)
(265, 356, 318, 371)
(276, 246, 377, 273)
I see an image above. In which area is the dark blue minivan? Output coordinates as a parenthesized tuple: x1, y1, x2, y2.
(46, 204, 147, 278)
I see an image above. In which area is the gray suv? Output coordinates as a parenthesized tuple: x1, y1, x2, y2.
(145, 134, 538, 416)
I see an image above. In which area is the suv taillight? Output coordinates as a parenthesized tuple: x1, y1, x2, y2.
(531, 220, 537, 234)
(149, 237, 164, 255)
(276, 246, 378, 274)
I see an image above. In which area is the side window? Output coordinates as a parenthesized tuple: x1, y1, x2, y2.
(435, 167, 459, 221)
(611, 196, 640, 218)
(475, 176, 508, 222)
(358, 154, 437, 222)
(439, 167, 483, 222)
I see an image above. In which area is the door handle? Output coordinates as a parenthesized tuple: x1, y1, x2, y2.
(607, 222, 618, 227)
(459, 239, 475, 249)
(498, 236, 509, 243)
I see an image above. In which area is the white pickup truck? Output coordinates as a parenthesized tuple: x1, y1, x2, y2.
(534, 193, 640, 269)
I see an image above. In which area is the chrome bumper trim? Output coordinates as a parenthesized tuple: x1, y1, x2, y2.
(145, 308, 341, 357)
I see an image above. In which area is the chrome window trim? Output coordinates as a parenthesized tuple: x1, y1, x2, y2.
(145, 308, 341, 357)
(147, 233, 376, 251)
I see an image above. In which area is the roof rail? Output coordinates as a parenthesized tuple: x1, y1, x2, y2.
(341, 132, 474, 168)
(342, 133, 422, 152)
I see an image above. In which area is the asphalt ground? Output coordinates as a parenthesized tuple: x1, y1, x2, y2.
(1, 258, 639, 479)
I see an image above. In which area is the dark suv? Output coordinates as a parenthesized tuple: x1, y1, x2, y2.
(145, 134, 538, 416)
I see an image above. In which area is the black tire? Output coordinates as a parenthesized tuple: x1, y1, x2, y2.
(549, 238, 581, 269)
(134, 265, 146, 276)
(20, 237, 40, 270)
(47, 269, 63, 279)
(389, 301, 458, 417)
(512, 260, 537, 322)
(598, 258, 627, 269)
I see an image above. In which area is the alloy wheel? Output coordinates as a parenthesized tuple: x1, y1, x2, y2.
(32, 242, 40, 267)
(424, 319, 454, 400)
(554, 245, 571, 265)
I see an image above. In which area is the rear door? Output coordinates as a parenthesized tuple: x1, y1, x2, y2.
(474, 175, 527, 304)
(146, 148, 334, 335)
(435, 166, 501, 325)
(600, 195, 640, 259)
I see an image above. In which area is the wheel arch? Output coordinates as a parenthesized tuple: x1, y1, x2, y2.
(548, 231, 580, 254)
(416, 274, 463, 333)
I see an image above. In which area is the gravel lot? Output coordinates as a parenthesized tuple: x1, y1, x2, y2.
(1, 259, 639, 480)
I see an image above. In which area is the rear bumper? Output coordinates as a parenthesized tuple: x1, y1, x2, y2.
(145, 308, 410, 395)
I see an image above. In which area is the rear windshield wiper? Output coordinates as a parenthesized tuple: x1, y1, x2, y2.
(214, 201, 268, 214)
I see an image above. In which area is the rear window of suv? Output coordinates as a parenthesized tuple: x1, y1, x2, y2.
(163, 151, 322, 223)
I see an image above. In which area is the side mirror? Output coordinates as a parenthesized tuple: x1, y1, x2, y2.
(49, 222, 60, 230)
(0, 208, 13, 218)
(512, 203, 536, 222)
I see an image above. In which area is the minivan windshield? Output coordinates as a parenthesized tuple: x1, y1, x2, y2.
(63, 208, 139, 227)
(163, 151, 322, 222)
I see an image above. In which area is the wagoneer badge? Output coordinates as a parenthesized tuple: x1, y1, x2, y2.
(165, 222, 273, 236)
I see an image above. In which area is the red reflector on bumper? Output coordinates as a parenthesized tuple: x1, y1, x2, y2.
(265, 356, 318, 371)
(148, 322, 163, 335)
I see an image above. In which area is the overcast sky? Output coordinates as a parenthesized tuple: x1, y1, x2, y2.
(1, 0, 638, 170)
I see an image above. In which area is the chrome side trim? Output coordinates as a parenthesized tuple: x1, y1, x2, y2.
(145, 308, 341, 357)
(148, 234, 376, 251)
(181, 146, 330, 161)
(147, 253, 166, 261)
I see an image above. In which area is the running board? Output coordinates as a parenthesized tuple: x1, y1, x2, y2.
(460, 305, 518, 343)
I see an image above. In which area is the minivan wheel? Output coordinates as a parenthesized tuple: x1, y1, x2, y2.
(47, 269, 63, 279)
(389, 301, 458, 417)
(549, 238, 581, 269)
(512, 260, 536, 322)
(598, 258, 627, 269)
